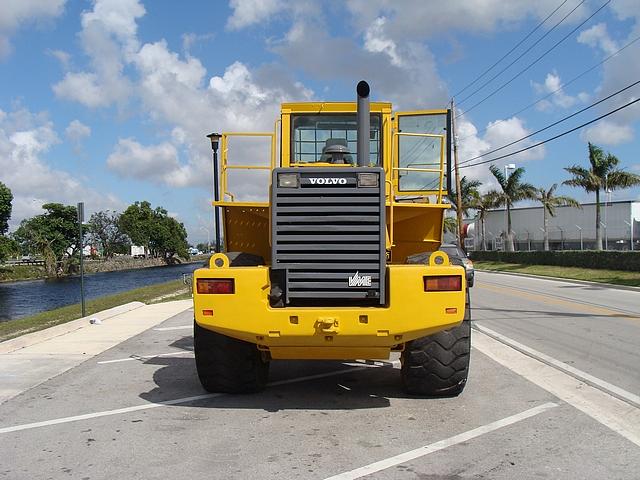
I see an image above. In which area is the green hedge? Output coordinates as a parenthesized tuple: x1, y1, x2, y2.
(469, 250, 640, 272)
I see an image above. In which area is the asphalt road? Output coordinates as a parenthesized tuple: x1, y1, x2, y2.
(1, 272, 639, 479)
(473, 271, 640, 396)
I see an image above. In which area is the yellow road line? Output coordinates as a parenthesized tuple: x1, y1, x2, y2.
(476, 282, 639, 320)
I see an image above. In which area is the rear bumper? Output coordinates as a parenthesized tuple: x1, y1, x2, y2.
(193, 263, 466, 359)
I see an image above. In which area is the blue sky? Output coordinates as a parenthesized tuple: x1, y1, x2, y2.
(1, 0, 639, 244)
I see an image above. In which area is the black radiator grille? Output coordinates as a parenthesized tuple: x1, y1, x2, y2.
(271, 168, 386, 306)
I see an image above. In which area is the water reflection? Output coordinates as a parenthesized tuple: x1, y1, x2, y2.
(0, 263, 200, 321)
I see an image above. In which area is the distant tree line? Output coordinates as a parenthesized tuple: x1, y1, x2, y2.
(0, 188, 189, 277)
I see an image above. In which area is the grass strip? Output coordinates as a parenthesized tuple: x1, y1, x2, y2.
(474, 261, 640, 287)
(0, 280, 191, 342)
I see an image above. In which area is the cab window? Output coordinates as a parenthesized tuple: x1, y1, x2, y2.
(291, 114, 381, 165)
(397, 113, 447, 192)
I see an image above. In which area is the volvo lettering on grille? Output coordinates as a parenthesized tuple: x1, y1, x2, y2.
(309, 177, 347, 185)
(348, 271, 372, 287)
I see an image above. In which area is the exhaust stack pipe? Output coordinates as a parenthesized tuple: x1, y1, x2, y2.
(356, 80, 370, 167)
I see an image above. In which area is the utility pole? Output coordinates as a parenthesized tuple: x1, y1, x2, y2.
(451, 98, 464, 248)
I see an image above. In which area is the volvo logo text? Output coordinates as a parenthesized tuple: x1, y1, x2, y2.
(309, 177, 347, 185)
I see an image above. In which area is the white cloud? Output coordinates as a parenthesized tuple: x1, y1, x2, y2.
(532, 71, 587, 110)
(576, 15, 640, 132)
(181, 32, 215, 52)
(272, 19, 446, 110)
(580, 119, 634, 145)
(577, 23, 618, 55)
(53, 0, 313, 198)
(65, 120, 91, 142)
(81, 0, 145, 43)
(47, 48, 71, 69)
(364, 17, 403, 67)
(226, 0, 283, 30)
(52, 0, 144, 107)
(346, 0, 588, 41)
(0, 0, 66, 58)
(0, 107, 122, 229)
(457, 116, 545, 189)
(107, 138, 181, 183)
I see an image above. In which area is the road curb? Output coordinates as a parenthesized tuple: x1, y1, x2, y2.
(476, 268, 640, 292)
(0, 301, 146, 354)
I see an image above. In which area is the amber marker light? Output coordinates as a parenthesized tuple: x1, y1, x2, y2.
(197, 278, 235, 294)
(423, 275, 462, 292)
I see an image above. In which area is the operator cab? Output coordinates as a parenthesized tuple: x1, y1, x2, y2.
(290, 113, 381, 166)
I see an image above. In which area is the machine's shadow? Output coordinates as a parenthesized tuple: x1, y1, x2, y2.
(138, 336, 439, 411)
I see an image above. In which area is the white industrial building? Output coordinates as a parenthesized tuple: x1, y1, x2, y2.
(469, 200, 640, 251)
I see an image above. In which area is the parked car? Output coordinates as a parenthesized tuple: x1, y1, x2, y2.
(439, 244, 474, 287)
(405, 244, 475, 288)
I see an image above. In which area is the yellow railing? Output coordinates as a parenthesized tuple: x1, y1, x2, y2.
(386, 131, 446, 248)
(390, 131, 446, 203)
(219, 131, 276, 203)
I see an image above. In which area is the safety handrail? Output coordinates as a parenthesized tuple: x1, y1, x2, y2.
(385, 179, 395, 248)
(390, 131, 446, 203)
(219, 132, 275, 203)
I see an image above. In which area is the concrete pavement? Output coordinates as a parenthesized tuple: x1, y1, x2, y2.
(0, 275, 639, 479)
(472, 271, 640, 395)
(0, 300, 192, 404)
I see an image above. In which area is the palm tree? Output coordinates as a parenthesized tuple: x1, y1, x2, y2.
(447, 176, 482, 217)
(563, 143, 640, 250)
(488, 164, 536, 252)
(443, 216, 457, 235)
(448, 176, 481, 244)
(473, 192, 499, 250)
(534, 184, 580, 251)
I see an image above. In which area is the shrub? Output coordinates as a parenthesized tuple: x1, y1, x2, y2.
(469, 250, 640, 272)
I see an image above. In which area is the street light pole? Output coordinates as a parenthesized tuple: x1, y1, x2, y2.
(199, 225, 211, 252)
(623, 220, 633, 251)
(77, 202, 86, 318)
(207, 133, 222, 253)
(504, 163, 516, 251)
(576, 225, 583, 251)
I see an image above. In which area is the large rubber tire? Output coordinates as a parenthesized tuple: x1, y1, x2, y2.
(400, 291, 471, 397)
(194, 321, 269, 393)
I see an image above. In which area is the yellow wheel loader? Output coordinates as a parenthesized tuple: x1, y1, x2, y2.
(192, 81, 470, 396)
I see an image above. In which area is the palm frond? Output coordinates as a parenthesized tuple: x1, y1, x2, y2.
(606, 170, 640, 190)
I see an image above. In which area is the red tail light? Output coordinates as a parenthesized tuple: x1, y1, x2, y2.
(424, 275, 462, 292)
(197, 278, 235, 294)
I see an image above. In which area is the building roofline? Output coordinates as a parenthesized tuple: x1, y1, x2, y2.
(487, 199, 638, 212)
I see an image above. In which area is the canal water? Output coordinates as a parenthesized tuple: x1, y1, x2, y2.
(0, 262, 201, 321)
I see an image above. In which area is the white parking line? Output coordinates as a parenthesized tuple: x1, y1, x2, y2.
(473, 329, 640, 447)
(97, 351, 194, 364)
(323, 402, 558, 480)
(474, 324, 640, 408)
(0, 366, 371, 434)
(153, 325, 192, 331)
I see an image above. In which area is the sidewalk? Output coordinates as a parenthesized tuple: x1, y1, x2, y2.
(0, 300, 192, 404)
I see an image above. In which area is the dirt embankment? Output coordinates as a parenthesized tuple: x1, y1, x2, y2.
(84, 255, 208, 273)
(1, 255, 209, 282)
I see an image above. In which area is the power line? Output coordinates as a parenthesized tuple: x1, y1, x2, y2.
(452, 0, 569, 100)
(457, 34, 640, 142)
(457, 0, 611, 119)
(457, 0, 580, 106)
(459, 79, 640, 166)
(459, 96, 640, 169)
